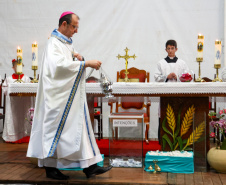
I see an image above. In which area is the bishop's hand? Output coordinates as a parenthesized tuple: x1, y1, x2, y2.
(85, 60, 102, 70)
(73, 53, 83, 61)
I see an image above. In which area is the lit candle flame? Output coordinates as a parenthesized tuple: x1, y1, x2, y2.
(17, 46, 20, 50)
(34, 41, 37, 45)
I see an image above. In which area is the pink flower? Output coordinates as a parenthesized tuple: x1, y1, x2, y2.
(210, 121, 216, 127)
(220, 110, 224, 115)
(210, 132, 215, 138)
(29, 108, 34, 112)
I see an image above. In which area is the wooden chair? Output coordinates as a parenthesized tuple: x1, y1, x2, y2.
(117, 67, 149, 82)
(109, 67, 151, 143)
(86, 76, 103, 140)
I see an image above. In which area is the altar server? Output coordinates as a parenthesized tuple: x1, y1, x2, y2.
(2, 59, 30, 85)
(154, 40, 189, 143)
(154, 40, 189, 82)
(2, 59, 32, 143)
(222, 67, 226, 82)
(27, 11, 112, 180)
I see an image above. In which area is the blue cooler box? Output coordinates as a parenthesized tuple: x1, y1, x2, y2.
(144, 151, 194, 174)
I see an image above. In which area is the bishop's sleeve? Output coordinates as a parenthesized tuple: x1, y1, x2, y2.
(44, 39, 83, 81)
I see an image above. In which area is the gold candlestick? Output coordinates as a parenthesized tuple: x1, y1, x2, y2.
(31, 66, 38, 83)
(117, 47, 137, 82)
(212, 64, 223, 82)
(195, 57, 205, 82)
(14, 72, 24, 83)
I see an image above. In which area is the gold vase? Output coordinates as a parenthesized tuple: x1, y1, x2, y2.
(207, 147, 226, 173)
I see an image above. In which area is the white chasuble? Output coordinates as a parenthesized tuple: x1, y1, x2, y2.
(2, 75, 32, 142)
(154, 59, 189, 82)
(27, 35, 102, 169)
(222, 67, 226, 82)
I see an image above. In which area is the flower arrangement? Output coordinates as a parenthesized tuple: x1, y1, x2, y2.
(25, 107, 34, 125)
(179, 73, 193, 82)
(209, 109, 226, 150)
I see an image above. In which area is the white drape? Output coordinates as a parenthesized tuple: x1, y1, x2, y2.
(0, 0, 224, 138)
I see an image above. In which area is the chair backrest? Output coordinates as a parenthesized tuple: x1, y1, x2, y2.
(194, 74, 215, 82)
(117, 67, 149, 82)
(117, 67, 149, 110)
(86, 76, 99, 108)
(86, 76, 99, 83)
(202, 77, 212, 82)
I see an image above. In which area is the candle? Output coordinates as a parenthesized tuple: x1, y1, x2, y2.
(32, 41, 38, 66)
(197, 34, 204, 59)
(214, 40, 221, 65)
(16, 46, 23, 73)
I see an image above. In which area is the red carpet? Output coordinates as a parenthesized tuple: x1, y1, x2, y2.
(96, 139, 161, 157)
(6, 136, 30, 144)
(5, 137, 161, 157)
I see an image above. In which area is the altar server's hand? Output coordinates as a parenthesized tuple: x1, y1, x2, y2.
(86, 60, 102, 70)
(74, 53, 83, 61)
(167, 73, 177, 80)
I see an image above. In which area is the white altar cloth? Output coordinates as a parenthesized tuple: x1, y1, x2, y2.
(5, 82, 226, 141)
(3, 84, 34, 142)
(7, 82, 226, 95)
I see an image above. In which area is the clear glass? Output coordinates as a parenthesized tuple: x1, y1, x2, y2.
(109, 112, 144, 168)
(193, 112, 207, 172)
(178, 69, 194, 82)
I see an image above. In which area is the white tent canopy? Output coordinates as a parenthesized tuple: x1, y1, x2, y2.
(0, 0, 225, 138)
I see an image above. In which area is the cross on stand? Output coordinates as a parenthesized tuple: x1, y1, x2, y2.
(117, 47, 137, 82)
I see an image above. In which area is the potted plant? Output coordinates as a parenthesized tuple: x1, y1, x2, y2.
(207, 109, 226, 173)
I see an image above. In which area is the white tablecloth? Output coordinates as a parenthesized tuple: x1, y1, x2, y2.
(3, 84, 34, 142)
(7, 82, 226, 95)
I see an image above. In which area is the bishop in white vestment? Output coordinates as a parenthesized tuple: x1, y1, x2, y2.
(27, 11, 111, 180)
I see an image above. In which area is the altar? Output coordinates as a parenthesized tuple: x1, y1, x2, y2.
(4, 82, 226, 170)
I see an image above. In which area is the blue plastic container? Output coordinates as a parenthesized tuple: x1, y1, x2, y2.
(144, 151, 194, 174)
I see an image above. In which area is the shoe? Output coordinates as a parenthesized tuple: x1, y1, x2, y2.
(45, 167, 69, 180)
(83, 164, 113, 178)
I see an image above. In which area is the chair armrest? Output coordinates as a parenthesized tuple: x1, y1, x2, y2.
(146, 102, 151, 122)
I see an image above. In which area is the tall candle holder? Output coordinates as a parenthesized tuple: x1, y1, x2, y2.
(15, 47, 24, 83)
(195, 57, 205, 82)
(31, 66, 38, 83)
(212, 64, 223, 82)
